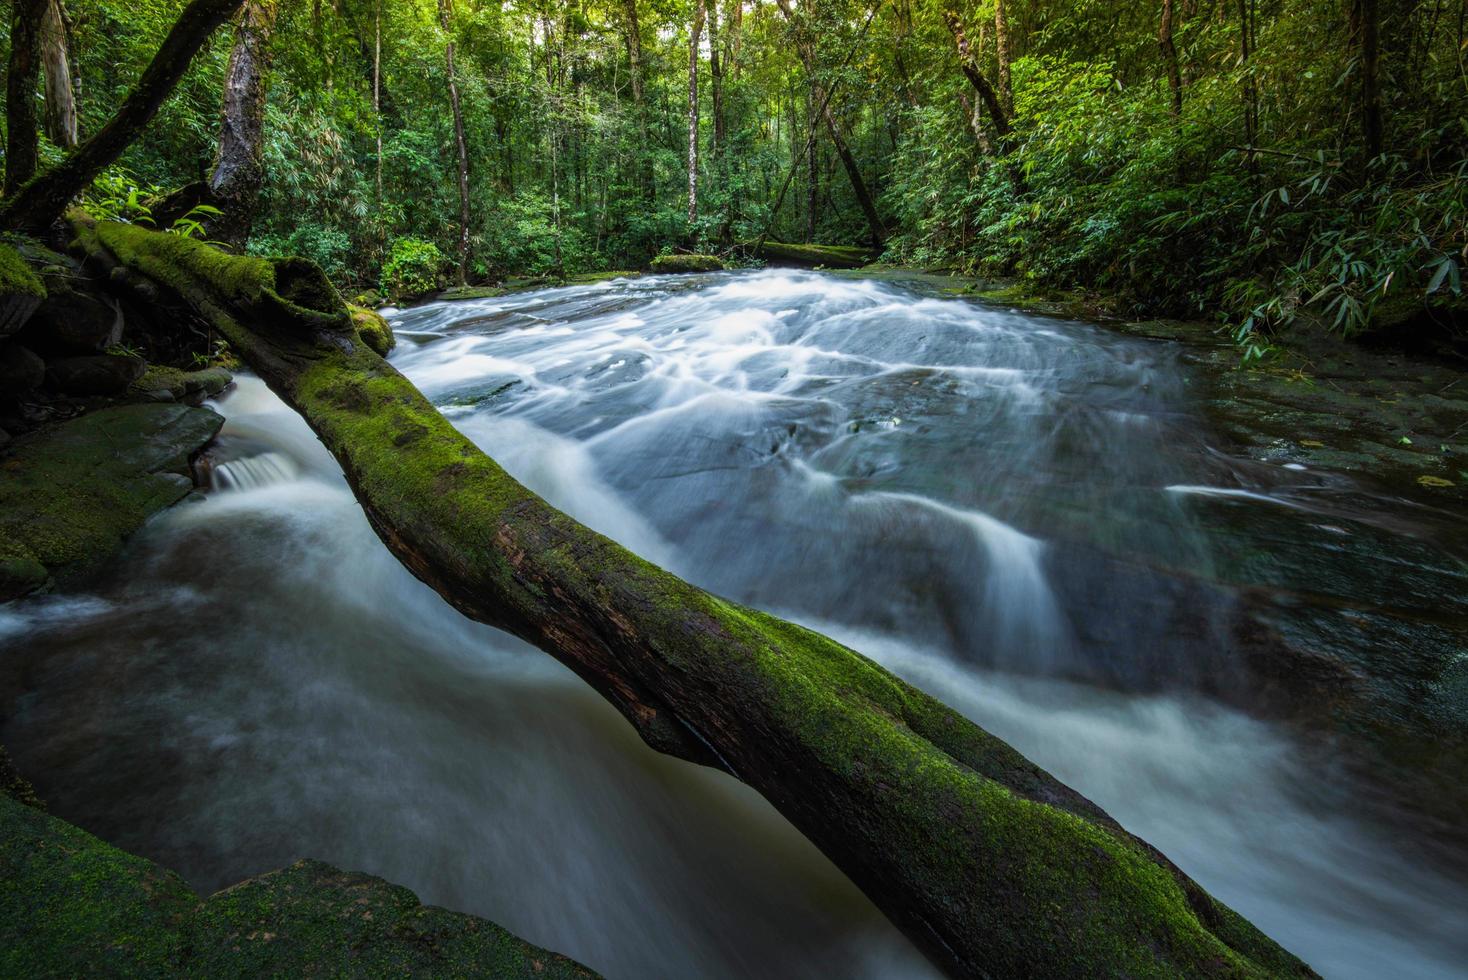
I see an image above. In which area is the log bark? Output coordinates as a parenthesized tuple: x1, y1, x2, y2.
(70, 216, 1318, 980)
(40, 0, 79, 149)
(0, 0, 245, 232)
(4, 0, 49, 196)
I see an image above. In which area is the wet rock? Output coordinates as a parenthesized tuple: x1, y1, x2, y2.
(0, 403, 223, 602)
(0, 343, 45, 395)
(128, 364, 232, 403)
(0, 244, 46, 339)
(20, 279, 120, 354)
(46, 354, 146, 396)
(0, 792, 600, 977)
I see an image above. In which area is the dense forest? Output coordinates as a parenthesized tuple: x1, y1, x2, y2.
(4, 0, 1465, 345)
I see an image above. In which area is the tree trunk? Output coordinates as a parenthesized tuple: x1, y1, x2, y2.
(709, 0, 724, 161)
(207, 0, 279, 247)
(1238, 0, 1258, 163)
(0, 0, 246, 232)
(40, 0, 79, 149)
(1354, 0, 1383, 157)
(374, 0, 383, 209)
(942, 6, 1025, 194)
(621, 0, 654, 203)
(1159, 0, 1183, 122)
(687, 0, 704, 226)
(439, 0, 471, 283)
(71, 215, 1318, 980)
(994, 0, 1013, 117)
(4, 0, 48, 197)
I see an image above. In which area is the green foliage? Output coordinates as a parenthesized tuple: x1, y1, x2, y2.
(380, 237, 446, 301)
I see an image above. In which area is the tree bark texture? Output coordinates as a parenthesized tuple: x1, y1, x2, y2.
(688, 0, 705, 226)
(4, 0, 49, 196)
(40, 0, 78, 149)
(208, 0, 279, 247)
(69, 216, 1319, 980)
(0, 0, 246, 231)
(439, 0, 471, 283)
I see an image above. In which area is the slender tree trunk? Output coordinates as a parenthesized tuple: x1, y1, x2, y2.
(1238, 0, 1258, 163)
(943, 7, 1025, 194)
(4, 0, 48, 197)
(207, 0, 278, 247)
(688, 0, 704, 226)
(709, 0, 724, 161)
(1159, 0, 1183, 122)
(0, 0, 246, 231)
(374, 0, 383, 209)
(994, 0, 1013, 116)
(439, 0, 471, 283)
(806, 86, 818, 241)
(621, 0, 654, 203)
(1355, 0, 1383, 156)
(40, 0, 78, 149)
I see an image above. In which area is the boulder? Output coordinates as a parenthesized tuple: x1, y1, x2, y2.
(0, 343, 46, 396)
(46, 354, 146, 396)
(20, 279, 120, 354)
(129, 364, 233, 403)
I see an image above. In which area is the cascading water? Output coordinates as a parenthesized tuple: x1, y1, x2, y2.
(3, 270, 1466, 978)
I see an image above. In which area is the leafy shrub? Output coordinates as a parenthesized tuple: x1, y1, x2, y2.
(380, 237, 446, 301)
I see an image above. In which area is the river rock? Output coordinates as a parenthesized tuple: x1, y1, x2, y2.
(0, 343, 45, 396)
(129, 364, 233, 403)
(349, 304, 396, 356)
(46, 354, 146, 396)
(0, 403, 224, 601)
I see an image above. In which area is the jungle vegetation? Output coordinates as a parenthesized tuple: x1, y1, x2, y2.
(2, 0, 1466, 344)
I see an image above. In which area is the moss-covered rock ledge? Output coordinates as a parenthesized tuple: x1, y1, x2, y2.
(0, 782, 597, 977)
(0, 402, 223, 601)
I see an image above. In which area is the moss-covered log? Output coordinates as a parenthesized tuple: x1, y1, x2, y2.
(70, 215, 1316, 980)
(649, 253, 725, 273)
(749, 240, 876, 268)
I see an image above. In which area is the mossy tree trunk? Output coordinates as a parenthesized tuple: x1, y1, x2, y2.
(69, 216, 1318, 980)
(3, 0, 48, 197)
(0, 0, 245, 232)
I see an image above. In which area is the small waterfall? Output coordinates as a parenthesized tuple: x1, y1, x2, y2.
(208, 451, 299, 491)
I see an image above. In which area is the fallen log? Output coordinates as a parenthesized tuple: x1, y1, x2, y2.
(749, 240, 875, 268)
(70, 214, 1315, 980)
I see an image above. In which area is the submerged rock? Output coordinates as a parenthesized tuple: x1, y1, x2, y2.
(0, 791, 598, 977)
(0, 403, 223, 602)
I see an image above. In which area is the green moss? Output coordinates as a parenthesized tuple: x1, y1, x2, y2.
(0, 403, 222, 601)
(130, 364, 233, 400)
(0, 242, 46, 300)
(0, 794, 599, 977)
(350, 303, 396, 356)
(650, 254, 724, 273)
(750, 241, 875, 269)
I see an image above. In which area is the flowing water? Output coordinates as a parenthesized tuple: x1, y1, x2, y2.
(3, 270, 1466, 978)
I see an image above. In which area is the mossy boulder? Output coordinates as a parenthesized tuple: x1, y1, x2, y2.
(0, 243, 46, 338)
(350, 303, 396, 356)
(0, 792, 598, 977)
(129, 364, 233, 403)
(19, 275, 118, 354)
(0, 402, 223, 602)
(650, 253, 724, 273)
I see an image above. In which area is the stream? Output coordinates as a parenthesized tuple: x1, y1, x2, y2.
(3, 270, 1466, 978)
